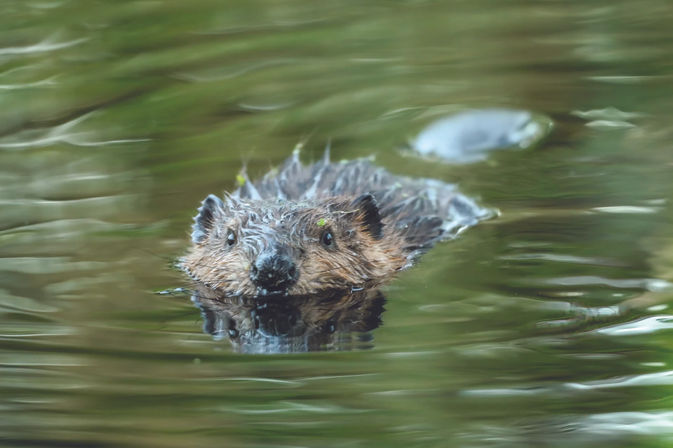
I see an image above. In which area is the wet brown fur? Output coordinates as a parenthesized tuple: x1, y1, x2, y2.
(181, 149, 491, 297)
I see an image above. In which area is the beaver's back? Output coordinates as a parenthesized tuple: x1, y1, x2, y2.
(233, 150, 493, 256)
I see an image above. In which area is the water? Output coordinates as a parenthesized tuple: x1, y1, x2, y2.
(2, 0, 673, 446)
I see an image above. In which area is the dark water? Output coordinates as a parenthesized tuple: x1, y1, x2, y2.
(2, 1, 673, 446)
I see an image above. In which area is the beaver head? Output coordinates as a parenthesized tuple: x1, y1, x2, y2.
(181, 193, 406, 297)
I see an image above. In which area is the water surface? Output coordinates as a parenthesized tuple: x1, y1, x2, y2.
(2, 1, 673, 447)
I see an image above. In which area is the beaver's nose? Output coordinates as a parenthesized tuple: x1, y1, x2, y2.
(250, 249, 298, 294)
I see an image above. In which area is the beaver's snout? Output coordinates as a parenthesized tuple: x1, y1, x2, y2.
(250, 247, 299, 294)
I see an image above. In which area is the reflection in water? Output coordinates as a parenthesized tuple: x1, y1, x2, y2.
(192, 285, 385, 353)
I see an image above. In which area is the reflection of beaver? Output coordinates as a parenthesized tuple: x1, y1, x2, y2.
(181, 149, 492, 297)
(193, 285, 385, 353)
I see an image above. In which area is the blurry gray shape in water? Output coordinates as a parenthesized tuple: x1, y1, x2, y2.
(411, 109, 552, 163)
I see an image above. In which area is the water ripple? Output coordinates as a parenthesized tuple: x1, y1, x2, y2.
(461, 369, 673, 398)
(0, 76, 58, 90)
(500, 252, 622, 266)
(173, 59, 297, 83)
(571, 107, 645, 121)
(592, 205, 661, 214)
(230, 401, 366, 415)
(0, 112, 149, 150)
(595, 315, 673, 336)
(0, 35, 88, 56)
(585, 120, 636, 129)
(545, 276, 673, 291)
(576, 411, 673, 436)
(196, 377, 302, 387)
(0, 219, 130, 241)
(567, 370, 673, 390)
(0, 289, 59, 313)
(0, 257, 106, 274)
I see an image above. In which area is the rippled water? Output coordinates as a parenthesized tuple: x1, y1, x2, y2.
(2, 1, 673, 447)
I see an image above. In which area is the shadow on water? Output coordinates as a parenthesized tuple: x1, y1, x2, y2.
(192, 285, 385, 353)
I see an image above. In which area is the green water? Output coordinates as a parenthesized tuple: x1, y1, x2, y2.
(3, 1, 673, 446)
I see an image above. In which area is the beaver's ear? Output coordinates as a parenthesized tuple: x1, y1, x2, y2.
(351, 193, 383, 240)
(192, 194, 225, 244)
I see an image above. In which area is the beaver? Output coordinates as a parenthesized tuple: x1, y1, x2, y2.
(181, 148, 492, 298)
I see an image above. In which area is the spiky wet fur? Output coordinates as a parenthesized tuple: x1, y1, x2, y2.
(181, 149, 492, 297)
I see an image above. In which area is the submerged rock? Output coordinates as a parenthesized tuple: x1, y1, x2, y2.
(411, 108, 552, 163)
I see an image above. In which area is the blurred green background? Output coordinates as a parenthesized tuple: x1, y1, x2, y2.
(2, 0, 673, 447)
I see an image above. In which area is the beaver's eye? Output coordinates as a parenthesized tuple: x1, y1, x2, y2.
(320, 230, 334, 248)
(226, 228, 236, 247)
